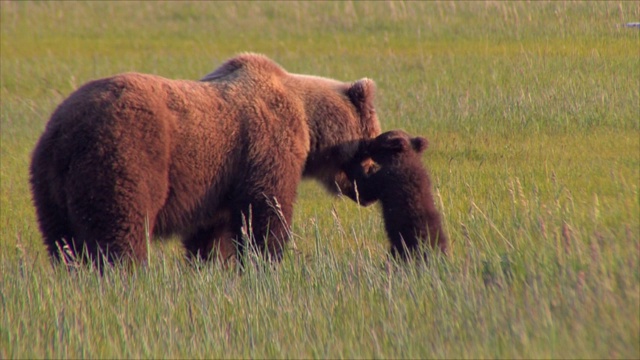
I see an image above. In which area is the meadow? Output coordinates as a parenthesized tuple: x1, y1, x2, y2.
(1, 1, 639, 358)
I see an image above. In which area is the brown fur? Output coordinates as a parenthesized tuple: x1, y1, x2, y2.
(30, 53, 381, 268)
(344, 130, 448, 260)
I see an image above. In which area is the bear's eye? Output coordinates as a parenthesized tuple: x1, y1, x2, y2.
(361, 158, 380, 175)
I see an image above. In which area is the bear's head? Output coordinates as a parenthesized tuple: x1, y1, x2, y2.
(297, 76, 381, 199)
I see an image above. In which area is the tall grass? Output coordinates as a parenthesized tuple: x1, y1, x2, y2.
(1, 1, 639, 358)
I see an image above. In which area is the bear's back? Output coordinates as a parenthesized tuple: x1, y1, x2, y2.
(200, 53, 287, 83)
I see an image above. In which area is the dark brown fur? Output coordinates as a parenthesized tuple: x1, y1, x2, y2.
(344, 130, 448, 260)
(30, 53, 381, 268)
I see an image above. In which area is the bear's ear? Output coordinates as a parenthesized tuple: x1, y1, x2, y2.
(412, 137, 429, 153)
(346, 78, 376, 115)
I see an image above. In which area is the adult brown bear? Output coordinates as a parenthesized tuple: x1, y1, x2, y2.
(343, 130, 448, 260)
(30, 53, 380, 267)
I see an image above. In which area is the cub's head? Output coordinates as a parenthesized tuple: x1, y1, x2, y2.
(340, 130, 429, 205)
(367, 130, 428, 162)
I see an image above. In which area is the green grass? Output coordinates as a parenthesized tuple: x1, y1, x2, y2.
(1, 1, 638, 358)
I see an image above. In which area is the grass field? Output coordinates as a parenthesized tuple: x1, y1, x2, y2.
(1, 1, 639, 358)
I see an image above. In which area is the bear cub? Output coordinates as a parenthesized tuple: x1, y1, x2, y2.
(344, 130, 448, 260)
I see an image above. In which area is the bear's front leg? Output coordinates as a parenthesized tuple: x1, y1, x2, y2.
(183, 225, 238, 265)
(235, 193, 294, 262)
(231, 167, 299, 263)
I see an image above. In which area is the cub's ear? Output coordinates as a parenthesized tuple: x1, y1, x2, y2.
(346, 78, 376, 115)
(412, 137, 429, 153)
(380, 136, 410, 153)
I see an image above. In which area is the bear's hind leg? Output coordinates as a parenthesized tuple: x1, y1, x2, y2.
(65, 201, 153, 268)
(31, 183, 75, 265)
(64, 163, 162, 268)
